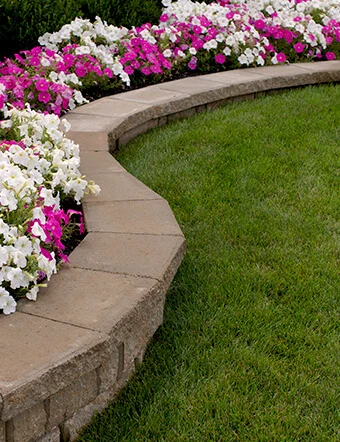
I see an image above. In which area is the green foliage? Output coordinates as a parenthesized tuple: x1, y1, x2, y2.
(0, 0, 163, 60)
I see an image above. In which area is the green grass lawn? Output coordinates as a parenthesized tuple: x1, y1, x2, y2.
(79, 84, 340, 442)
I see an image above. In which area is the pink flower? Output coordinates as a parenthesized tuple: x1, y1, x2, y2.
(141, 66, 151, 75)
(294, 42, 305, 53)
(188, 56, 197, 70)
(38, 91, 52, 104)
(276, 52, 286, 63)
(215, 54, 226, 64)
(254, 20, 265, 30)
(326, 52, 336, 60)
(160, 14, 169, 23)
(75, 66, 87, 77)
(104, 68, 113, 78)
(124, 65, 134, 75)
(35, 78, 50, 91)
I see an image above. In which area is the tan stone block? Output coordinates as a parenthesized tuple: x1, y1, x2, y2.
(206, 93, 255, 111)
(113, 282, 167, 383)
(47, 370, 98, 430)
(82, 171, 162, 203)
(201, 68, 271, 85)
(167, 107, 197, 123)
(66, 131, 109, 152)
(37, 427, 60, 442)
(0, 312, 110, 421)
(158, 76, 225, 95)
(157, 79, 233, 108)
(80, 151, 124, 176)
(71, 96, 151, 117)
(114, 85, 195, 118)
(238, 63, 340, 89)
(62, 113, 123, 133)
(117, 118, 158, 146)
(98, 356, 118, 394)
(6, 402, 46, 442)
(60, 391, 113, 442)
(114, 84, 188, 104)
(18, 267, 157, 335)
(83, 199, 184, 236)
(68, 232, 186, 281)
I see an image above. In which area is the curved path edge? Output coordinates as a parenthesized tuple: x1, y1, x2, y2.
(1, 61, 340, 442)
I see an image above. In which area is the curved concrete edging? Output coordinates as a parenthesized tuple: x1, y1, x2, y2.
(0, 61, 339, 442)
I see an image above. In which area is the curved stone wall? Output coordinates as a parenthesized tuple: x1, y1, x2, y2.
(0, 61, 339, 442)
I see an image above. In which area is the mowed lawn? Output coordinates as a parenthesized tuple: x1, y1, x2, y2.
(79, 84, 340, 442)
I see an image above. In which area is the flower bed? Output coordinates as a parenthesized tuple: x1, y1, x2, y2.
(0, 0, 339, 314)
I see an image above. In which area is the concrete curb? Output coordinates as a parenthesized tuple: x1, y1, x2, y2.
(1, 61, 339, 442)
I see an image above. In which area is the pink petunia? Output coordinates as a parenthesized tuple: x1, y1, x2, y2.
(38, 91, 52, 104)
(160, 14, 169, 23)
(294, 42, 305, 53)
(75, 66, 87, 77)
(215, 54, 226, 64)
(326, 52, 336, 60)
(276, 52, 286, 63)
(124, 65, 134, 75)
(35, 78, 50, 92)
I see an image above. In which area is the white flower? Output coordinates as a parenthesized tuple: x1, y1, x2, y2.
(5, 266, 31, 289)
(0, 287, 10, 307)
(14, 237, 33, 256)
(0, 244, 10, 266)
(1, 295, 17, 315)
(31, 222, 47, 242)
(26, 286, 39, 301)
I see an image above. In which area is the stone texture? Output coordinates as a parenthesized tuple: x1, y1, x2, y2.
(117, 118, 158, 147)
(71, 97, 151, 117)
(167, 107, 197, 123)
(200, 63, 340, 93)
(6, 402, 47, 442)
(98, 353, 119, 394)
(0, 312, 110, 421)
(0, 421, 5, 442)
(82, 171, 163, 203)
(60, 391, 113, 442)
(200, 68, 271, 85)
(37, 427, 60, 442)
(80, 151, 124, 175)
(114, 85, 196, 118)
(114, 84, 188, 104)
(68, 232, 186, 280)
(83, 199, 184, 236)
(18, 267, 158, 335)
(206, 93, 255, 110)
(62, 113, 123, 133)
(112, 281, 167, 385)
(47, 370, 98, 430)
(66, 131, 109, 152)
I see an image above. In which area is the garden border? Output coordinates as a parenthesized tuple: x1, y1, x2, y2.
(1, 61, 340, 442)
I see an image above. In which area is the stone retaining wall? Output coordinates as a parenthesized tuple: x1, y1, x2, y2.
(0, 61, 339, 442)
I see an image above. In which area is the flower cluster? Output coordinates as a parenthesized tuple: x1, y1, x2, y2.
(0, 106, 100, 313)
(1, 1, 339, 117)
(158, 0, 340, 69)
